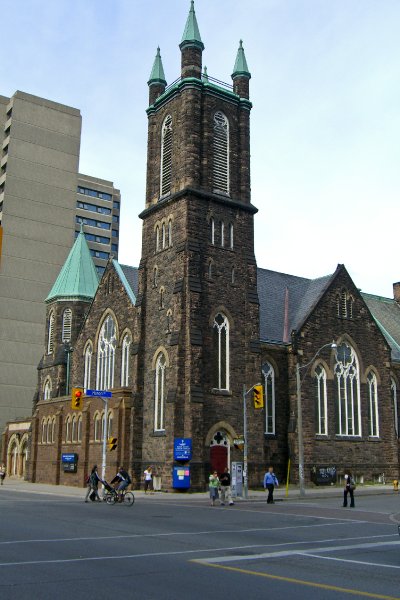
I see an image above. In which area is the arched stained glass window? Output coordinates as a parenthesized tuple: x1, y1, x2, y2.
(65, 416, 71, 443)
(154, 353, 167, 431)
(367, 371, 379, 437)
(391, 378, 398, 437)
(160, 115, 172, 197)
(213, 111, 229, 194)
(94, 413, 101, 442)
(315, 364, 327, 435)
(84, 344, 92, 392)
(43, 379, 52, 400)
(335, 342, 361, 436)
(213, 313, 229, 390)
(121, 334, 131, 387)
(96, 315, 117, 390)
(262, 362, 275, 434)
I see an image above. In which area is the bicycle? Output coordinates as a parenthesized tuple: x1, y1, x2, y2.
(105, 487, 135, 506)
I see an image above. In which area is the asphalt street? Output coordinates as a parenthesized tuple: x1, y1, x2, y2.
(0, 487, 400, 599)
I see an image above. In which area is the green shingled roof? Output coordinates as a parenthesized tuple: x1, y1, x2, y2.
(180, 1, 204, 50)
(232, 40, 251, 78)
(45, 228, 99, 303)
(148, 46, 167, 86)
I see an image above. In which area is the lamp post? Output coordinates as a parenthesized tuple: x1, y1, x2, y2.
(296, 340, 337, 497)
(243, 382, 262, 499)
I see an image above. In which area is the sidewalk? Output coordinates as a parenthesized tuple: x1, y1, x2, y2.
(1, 478, 397, 501)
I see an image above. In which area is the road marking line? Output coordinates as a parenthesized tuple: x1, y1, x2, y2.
(301, 553, 400, 570)
(195, 539, 400, 564)
(190, 562, 399, 600)
(0, 521, 384, 546)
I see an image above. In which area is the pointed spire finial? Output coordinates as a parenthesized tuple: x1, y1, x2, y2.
(202, 65, 209, 82)
(232, 39, 251, 79)
(180, 0, 204, 50)
(148, 46, 167, 87)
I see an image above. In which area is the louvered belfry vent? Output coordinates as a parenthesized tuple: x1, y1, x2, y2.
(160, 115, 172, 197)
(213, 111, 229, 195)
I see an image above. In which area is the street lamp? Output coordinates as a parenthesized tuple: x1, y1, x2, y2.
(243, 382, 261, 499)
(296, 340, 337, 496)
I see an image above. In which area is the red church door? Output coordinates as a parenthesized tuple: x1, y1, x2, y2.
(210, 444, 228, 476)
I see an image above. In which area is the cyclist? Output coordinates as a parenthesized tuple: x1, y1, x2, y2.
(111, 466, 132, 501)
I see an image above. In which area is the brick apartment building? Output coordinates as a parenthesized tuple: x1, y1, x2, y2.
(2, 2, 399, 489)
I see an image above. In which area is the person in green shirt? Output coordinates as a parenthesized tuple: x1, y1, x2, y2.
(209, 471, 220, 506)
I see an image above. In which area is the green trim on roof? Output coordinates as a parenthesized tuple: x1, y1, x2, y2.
(148, 46, 167, 86)
(371, 315, 400, 355)
(232, 39, 251, 78)
(180, 1, 204, 50)
(112, 260, 136, 305)
(45, 229, 99, 303)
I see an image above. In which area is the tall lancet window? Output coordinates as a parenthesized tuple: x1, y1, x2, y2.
(160, 115, 172, 197)
(96, 315, 117, 390)
(47, 311, 55, 354)
(213, 111, 229, 195)
(213, 313, 230, 390)
(154, 353, 167, 431)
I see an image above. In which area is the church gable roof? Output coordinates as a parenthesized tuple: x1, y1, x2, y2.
(112, 261, 138, 305)
(45, 229, 99, 303)
(362, 293, 400, 362)
(257, 268, 334, 343)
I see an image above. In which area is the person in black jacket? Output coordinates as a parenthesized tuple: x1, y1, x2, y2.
(84, 465, 101, 502)
(111, 466, 132, 501)
(219, 467, 234, 506)
(343, 471, 355, 507)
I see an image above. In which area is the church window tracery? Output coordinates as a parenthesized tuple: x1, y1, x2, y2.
(335, 342, 361, 436)
(62, 308, 72, 342)
(315, 364, 328, 435)
(213, 313, 230, 390)
(367, 371, 379, 437)
(262, 362, 275, 434)
(47, 311, 55, 354)
(96, 315, 117, 390)
(154, 353, 167, 431)
(121, 333, 131, 387)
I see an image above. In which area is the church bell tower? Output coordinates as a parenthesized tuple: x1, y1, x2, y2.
(137, 1, 261, 488)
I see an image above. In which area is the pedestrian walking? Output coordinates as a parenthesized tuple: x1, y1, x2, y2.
(84, 465, 101, 502)
(143, 466, 153, 493)
(219, 467, 234, 506)
(209, 470, 220, 506)
(0, 464, 5, 485)
(343, 471, 356, 508)
(263, 465, 278, 504)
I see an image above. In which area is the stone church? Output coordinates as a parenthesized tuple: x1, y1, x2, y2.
(2, 2, 400, 489)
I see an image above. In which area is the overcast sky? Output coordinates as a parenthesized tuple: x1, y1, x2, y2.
(2, 0, 399, 297)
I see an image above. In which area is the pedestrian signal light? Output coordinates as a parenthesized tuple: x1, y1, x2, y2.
(253, 385, 264, 409)
(71, 387, 83, 410)
(108, 437, 118, 451)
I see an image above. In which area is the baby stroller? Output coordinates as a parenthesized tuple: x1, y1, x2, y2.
(101, 479, 115, 502)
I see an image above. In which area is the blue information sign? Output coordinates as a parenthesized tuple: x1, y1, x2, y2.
(174, 438, 192, 461)
(86, 389, 112, 398)
(61, 453, 78, 463)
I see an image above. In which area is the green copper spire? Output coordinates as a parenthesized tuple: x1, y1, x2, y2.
(232, 39, 251, 78)
(148, 46, 167, 86)
(45, 227, 99, 303)
(180, 1, 204, 50)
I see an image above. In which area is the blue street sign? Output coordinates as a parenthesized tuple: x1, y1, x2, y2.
(86, 389, 112, 398)
(174, 438, 192, 461)
(61, 453, 78, 463)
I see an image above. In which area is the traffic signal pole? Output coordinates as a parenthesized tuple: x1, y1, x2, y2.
(101, 395, 108, 487)
(243, 382, 262, 499)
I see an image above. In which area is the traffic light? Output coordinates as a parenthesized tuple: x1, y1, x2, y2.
(108, 437, 118, 451)
(71, 387, 83, 410)
(253, 385, 264, 409)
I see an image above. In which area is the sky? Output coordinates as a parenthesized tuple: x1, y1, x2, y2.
(2, 0, 400, 297)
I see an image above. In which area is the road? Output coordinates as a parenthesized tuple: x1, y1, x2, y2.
(0, 488, 399, 599)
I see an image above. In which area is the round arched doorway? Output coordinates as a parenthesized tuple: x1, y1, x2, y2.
(210, 430, 229, 476)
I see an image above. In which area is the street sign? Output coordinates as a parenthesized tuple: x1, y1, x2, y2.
(86, 389, 112, 398)
(174, 438, 192, 461)
(61, 453, 78, 463)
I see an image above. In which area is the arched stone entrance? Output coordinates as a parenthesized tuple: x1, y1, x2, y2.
(210, 431, 229, 475)
(6, 433, 29, 477)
